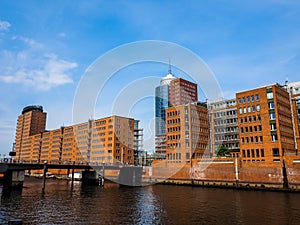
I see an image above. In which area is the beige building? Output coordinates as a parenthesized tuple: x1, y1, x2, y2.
(14, 106, 142, 165)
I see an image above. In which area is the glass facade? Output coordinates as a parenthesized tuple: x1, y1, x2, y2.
(155, 85, 169, 136)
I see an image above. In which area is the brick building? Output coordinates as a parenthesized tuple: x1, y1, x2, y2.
(14, 106, 47, 161)
(169, 78, 198, 107)
(165, 102, 209, 164)
(14, 106, 143, 165)
(236, 83, 296, 165)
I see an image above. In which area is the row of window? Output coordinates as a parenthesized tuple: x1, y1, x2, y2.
(242, 149, 265, 158)
(240, 115, 261, 123)
(214, 118, 237, 125)
(241, 136, 263, 144)
(214, 110, 237, 118)
(239, 105, 260, 114)
(238, 94, 259, 104)
(240, 125, 262, 133)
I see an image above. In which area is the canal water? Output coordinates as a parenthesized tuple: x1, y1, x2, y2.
(1, 177, 300, 224)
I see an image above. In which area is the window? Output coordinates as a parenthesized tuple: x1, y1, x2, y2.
(270, 123, 276, 131)
(272, 148, 280, 157)
(241, 127, 244, 133)
(238, 98, 242, 104)
(247, 150, 250, 157)
(272, 134, 278, 142)
(269, 102, 274, 109)
(242, 150, 246, 157)
(258, 125, 262, 131)
(251, 149, 255, 157)
(256, 149, 260, 157)
(256, 94, 259, 101)
(248, 106, 251, 113)
(252, 105, 256, 112)
(267, 92, 273, 99)
(251, 95, 254, 102)
(256, 104, 260, 111)
(253, 115, 256, 122)
(243, 107, 246, 113)
(259, 136, 263, 143)
(261, 149, 264, 157)
(245, 127, 248, 133)
(269, 113, 276, 120)
(247, 96, 250, 102)
(295, 88, 300, 94)
(239, 108, 243, 114)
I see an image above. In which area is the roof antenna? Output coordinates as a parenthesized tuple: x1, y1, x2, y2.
(168, 58, 172, 74)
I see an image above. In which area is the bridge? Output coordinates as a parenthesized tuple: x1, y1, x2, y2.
(0, 162, 143, 190)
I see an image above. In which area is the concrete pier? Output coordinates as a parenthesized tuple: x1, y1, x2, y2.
(2, 171, 25, 189)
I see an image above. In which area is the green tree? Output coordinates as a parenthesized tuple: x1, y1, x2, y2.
(216, 145, 230, 157)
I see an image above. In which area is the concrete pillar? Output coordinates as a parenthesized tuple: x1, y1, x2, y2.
(82, 171, 99, 185)
(119, 167, 142, 186)
(3, 170, 25, 189)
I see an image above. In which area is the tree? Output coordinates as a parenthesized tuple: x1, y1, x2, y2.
(216, 145, 230, 157)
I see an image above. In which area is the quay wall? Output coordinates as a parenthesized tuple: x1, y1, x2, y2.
(148, 157, 300, 190)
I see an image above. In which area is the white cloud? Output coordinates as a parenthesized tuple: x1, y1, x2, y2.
(0, 53, 77, 91)
(0, 35, 77, 91)
(0, 20, 11, 31)
(19, 36, 43, 48)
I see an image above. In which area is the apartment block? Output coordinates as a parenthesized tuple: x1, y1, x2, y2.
(166, 102, 209, 164)
(14, 106, 46, 161)
(208, 98, 239, 157)
(236, 83, 295, 165)
(14, 106, 142, 165)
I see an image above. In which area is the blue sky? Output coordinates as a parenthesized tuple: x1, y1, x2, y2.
(0, 0, 300, 155)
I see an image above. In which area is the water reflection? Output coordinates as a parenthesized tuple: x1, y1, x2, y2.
(0, 178, 300, 224)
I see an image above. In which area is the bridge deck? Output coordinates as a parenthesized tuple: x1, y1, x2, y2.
(0, 163, 135, 173)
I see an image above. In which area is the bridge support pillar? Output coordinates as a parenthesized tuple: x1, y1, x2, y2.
(119, 167, 142, 186)
(3, 170, 25, 189)
(82, 171, 99, 185)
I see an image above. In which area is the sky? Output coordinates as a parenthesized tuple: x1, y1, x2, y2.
(0, 0, 300, 155)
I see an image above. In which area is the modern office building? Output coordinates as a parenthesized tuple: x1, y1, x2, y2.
(13, 106, 143, 165)
(208, 98, 239, 157)
(155, 70, 176, 159)
(236, 83, 296, 165)
(169, 78, 198, 107)
(165, 102, 209, 164)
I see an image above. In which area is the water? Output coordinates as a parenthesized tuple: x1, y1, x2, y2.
(1, 177, 300, 224)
